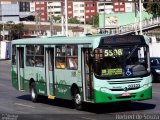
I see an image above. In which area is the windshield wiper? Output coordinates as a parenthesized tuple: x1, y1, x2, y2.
(126, 45, 138, 60)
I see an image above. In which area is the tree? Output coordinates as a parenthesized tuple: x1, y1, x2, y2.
(86, 14, 99, 27)
(12, 23, 24, 39)
(92, 13, 99, 27)
(143, 0, 160, 17)
(4, 21, 24, 40)
(68, 17, 80, 24)
(51, 15, 61, 23)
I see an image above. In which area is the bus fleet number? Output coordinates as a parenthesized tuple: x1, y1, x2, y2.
(128, 84, 140, 89)
(104, 49, 123, 57)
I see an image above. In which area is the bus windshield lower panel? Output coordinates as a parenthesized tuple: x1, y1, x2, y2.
(94, 45, 150, 79)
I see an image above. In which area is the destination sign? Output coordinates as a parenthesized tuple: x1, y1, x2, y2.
(101, 68, 123, 76)
(103, 49, 123, 57)
(99, 35, 146, 47)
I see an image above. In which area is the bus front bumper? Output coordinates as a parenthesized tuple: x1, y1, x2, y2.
(94, 86, 152, 103)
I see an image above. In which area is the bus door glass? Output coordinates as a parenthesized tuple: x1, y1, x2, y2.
(82, 48, 93, 101)
(17, 47, 24, 90)
(45, 48, 55, 96)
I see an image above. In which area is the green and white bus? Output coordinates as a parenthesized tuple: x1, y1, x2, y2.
(11, 35, 152, 110)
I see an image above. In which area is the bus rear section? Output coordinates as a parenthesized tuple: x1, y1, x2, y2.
(92, 35, 152, 103)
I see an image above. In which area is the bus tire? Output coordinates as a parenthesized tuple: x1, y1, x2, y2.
(74, 91, 82, 110)
(30, 82, 38, 102)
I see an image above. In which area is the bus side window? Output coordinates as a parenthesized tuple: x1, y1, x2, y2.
(26, 56, 35, 66)
(66, 45, 78, 70)
(67, 58, 78, 69)
(12, 45, 16, 65)
(56, 58, 66, 69)
(35, 46, 44, 67)
(55, 45, 66, 69)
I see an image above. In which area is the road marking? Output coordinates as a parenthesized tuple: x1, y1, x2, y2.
(15, 103, 35, 109)
(153, 91, 160, 94)
(81, 117, 96, 120)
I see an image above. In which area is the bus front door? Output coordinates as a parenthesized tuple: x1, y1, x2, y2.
(82, 48, 93, 101)
(17, 47, 24, 90)
(45, 48, 55, 97)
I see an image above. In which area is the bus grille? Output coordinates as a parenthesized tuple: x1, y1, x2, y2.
(108, 79, 142, 85)
(110, 87, 140, 91)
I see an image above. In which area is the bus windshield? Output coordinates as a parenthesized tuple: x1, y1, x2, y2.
(94, 45, 149, 79)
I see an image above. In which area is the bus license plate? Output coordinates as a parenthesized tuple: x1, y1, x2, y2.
(122, 92, 130, 96)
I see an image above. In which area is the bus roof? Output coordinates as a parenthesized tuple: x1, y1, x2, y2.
(12, 34, 149, 46)
(12, 35, 110, 45)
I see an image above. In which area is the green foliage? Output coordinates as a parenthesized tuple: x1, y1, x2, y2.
(144, 0, 160, 17)
(68, 17, 80, 24)
(87, 14, 99, 27)
(0, 21, 24, 40)
(51, 15, 61, 23)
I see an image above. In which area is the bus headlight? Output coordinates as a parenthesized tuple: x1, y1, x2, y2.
(155, 69, 160, 74)
(100, 87, 108, 92)
(142, 84, 149, 89)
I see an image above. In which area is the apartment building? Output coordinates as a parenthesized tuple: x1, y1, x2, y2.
(97, 2, 113, 14)
(47, 2, 61, 21)
(0, 4, 19, 21)
(19, 2, 30, 12)
(113, 0, 125, 13)
(0, 1, 135, 23)
(35, 1, 48, 22)
(0, 0, 17, 4)
(73, 2, 85, 23)
(67, 2, 73, 18)
(84, 1, 97, 23)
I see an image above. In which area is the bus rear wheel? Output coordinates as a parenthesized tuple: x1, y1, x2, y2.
(30, 82, 38, 102)
(74, 91, 82, 110)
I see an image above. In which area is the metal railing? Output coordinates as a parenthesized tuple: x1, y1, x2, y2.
(112, 17, 160, 35)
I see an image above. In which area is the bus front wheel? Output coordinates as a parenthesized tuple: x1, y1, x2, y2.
(74, 91, 82, 110)
(30, 82, 38, 102)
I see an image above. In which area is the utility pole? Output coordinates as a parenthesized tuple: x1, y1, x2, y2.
(2, 22, 5, 41)
(61, 0, 68, 36)
(50, 15, 54, 36)
(65, 0, 68, 36)
(139, 0, 143, 35)
(61, 1, 65, 36)
(103, 1, 105, 33)
(35, 12, 41, 36)
(134, 2, 138, 35)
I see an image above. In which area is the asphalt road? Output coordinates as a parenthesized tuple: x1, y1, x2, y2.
(0, 60, 160, 120)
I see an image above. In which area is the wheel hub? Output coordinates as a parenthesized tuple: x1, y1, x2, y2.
(75, 93, 81, 105)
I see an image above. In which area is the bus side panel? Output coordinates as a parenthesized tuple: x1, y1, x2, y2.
(54, 70, 72, 100)
(11, 66, 18, 90)
(24, 67, 47, 96)
(54, 69, 82, 100)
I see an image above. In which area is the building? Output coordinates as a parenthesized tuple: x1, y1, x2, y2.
(0, 0, 17, 4)
(19, 2, 30, 12)
(72, 2, 85, 23)
(97, 2, 113, 14)
(0, 4, 19, 22)
(84, 1, 97, 24)
(67, 2, 73, 19)
(113, 0, 125, 13)
(35, 1, 48, 22)
(47, 2, 61, 21)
